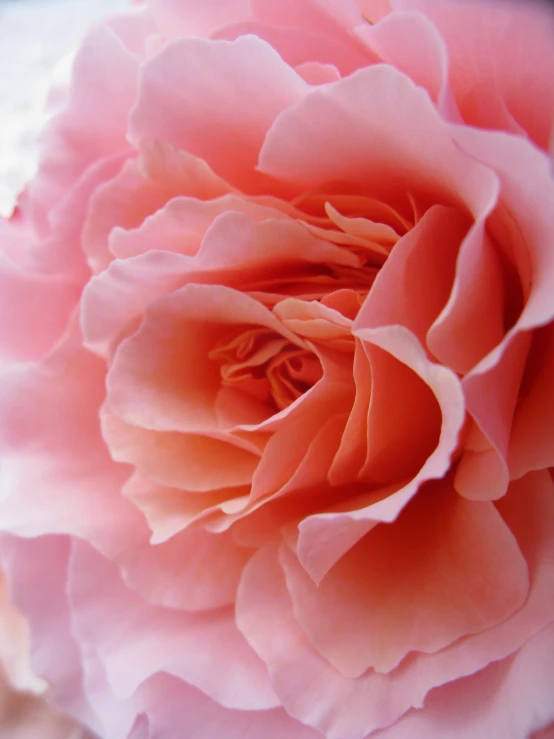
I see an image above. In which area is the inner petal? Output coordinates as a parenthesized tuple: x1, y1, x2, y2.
(209, 327, 323, 412)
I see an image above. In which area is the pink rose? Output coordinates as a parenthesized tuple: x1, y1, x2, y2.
(1, 0, 554, 737)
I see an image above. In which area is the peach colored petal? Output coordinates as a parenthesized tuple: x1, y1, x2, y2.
(356, 205, 468, 346)
(100, 402, 259, 492)
(509, 324, 554, 478)
(26, 27, 137, 234)
(82, 212, 356, 358)
(426, 223, 505, 376)
(297, 325, 465, 583)
(106, 283, 304, 434)
(122, 472, 249, 544)
(68, 540, 279, 711)
(129, 35, 309, 190)
(328, 341, 372, 484)
(281, 478, 528, 677)
(448, 129, 554, 500)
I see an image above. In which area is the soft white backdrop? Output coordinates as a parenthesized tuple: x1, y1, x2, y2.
(0, 0, 127, 217)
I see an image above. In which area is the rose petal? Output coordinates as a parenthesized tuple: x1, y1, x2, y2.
(0, 321, 143, 557)
(377, 621, 554, 739)
(259, 63, 498, 216)
(68, 540, 279, 711)
(26, 27, 137, 233)
(509, 323, 554, 478)
(281, 477, 528, 677)
(100, 402, 259, 492)
(296, 326, 465, 583)
(237, 471, 554, 738)
(395, 0, 554, 149)
(130, 35, 309, 190)
(135, 672, 322, 739)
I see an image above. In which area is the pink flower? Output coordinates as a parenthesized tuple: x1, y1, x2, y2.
(1, 0, 554, 736)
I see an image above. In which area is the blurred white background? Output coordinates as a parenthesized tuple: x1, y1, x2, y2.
(0, 0, 127, 217)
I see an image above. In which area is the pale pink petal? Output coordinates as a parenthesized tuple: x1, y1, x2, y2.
(68, 540, 279, 711)
(0, 223, 80, 365)
(214, 21, 368, 76)
(281, 478, 528, 677)
(82, 143, 233, 274)
(26, 27, 137, 234)
(0, 151, 125, 363)
(355, 9, 458, 117)
(376, 621, 554, 739)
(253, 0, 372, 54)
(295, 62, 341, 86)
(394, 0, 554, 149)
(135, 672, 323, 739)
(259, 64, 498, 216)
(357, 0, 392, 23)
(105, 7, 158, 58)
(237, 471, 554, 737)
(129, 35, 309, 190)
(148, 0, 253, 39)
(0, 321, 143, 557)
(0, 536, 98, 733)
(110, 195, 288, 260)
(118, 526, 253, 611)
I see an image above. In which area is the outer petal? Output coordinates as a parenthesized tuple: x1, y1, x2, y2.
(26, 27, 137, 233)
(281, 478, 528, 677)
(134, 672, 323, 739)
(0, 321, 143, 557)
(129, 35, 309, 190)
(148, 0, 253, 39)
(450, 128, 554, 500)
(237, 472, 554, 738)
(258, 63, 498, 216)
(376, 621, 554, 739)
(394, 0, 554, 149)
(68, 540, 279, 711)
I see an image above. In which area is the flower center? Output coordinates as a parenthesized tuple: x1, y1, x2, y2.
(209, 327, 323, 411)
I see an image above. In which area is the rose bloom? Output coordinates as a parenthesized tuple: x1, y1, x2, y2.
(1, 0, 554, 737)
